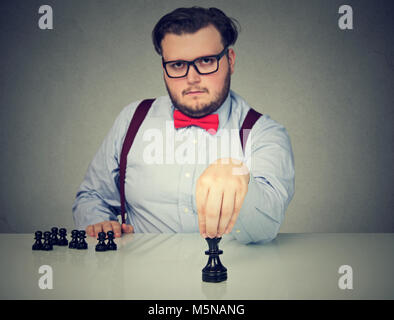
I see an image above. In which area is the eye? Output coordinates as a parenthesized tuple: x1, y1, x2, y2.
(199, 57, 215, 65)
(169, 61, 186, 69)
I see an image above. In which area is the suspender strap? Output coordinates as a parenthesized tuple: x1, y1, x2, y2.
(119, 99, 155, 224)
(239, 108, 262, 153)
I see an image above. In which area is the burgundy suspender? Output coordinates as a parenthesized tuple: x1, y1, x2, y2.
(119, 99, 155, 224)
(239, 108, 262, 153)
(118, 101, 261, 225)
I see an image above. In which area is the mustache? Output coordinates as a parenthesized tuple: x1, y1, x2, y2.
(182, 87, 209, 95)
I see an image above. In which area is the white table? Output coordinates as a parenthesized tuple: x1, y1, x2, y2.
(0, 233, 393, 299)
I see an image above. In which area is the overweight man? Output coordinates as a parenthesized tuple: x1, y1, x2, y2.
(72, 7, 295, 244)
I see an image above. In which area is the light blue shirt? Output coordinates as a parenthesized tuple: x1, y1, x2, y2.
(72, 90, 295, 244)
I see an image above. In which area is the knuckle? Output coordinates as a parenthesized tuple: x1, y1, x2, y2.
(197, 203, 206, 214)
(206, 211, 218, 220)
(111, 221, 121, 229)
(233, 205, 242, 215)
(211, 175, 225, 186)
(198, 214, 206, 223)
(197, 176, 209, 187)
(221, 204, 233, 216)
(198, 217, 206, 227)
(235, 182, 245, 193)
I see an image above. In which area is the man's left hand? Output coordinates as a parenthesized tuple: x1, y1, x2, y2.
(196, 158, 250, 238)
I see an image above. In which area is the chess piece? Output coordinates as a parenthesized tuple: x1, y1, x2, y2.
(106, 231, 117, 251)
(50, 227, 59, 246)
(95, 232, 107, 252)
(42, 231, 53, 251)
(68, 229, 79, 249)
(32, 231, 43, 250)
(202, 237, 227, 283)
(77, 230, 88, 250)
(58, 228, 68, 246)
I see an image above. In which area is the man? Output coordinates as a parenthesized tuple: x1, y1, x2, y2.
(72, 7, 295, 244)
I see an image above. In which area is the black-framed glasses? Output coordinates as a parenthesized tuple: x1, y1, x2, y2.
(162, 47, 229, 78)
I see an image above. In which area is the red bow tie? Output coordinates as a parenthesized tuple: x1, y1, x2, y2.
(173, 110, 219, 134)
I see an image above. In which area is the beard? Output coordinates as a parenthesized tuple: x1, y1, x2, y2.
(164, 69, 231, 118)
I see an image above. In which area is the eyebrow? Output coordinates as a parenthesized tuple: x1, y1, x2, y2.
(163, 49, 225, 63)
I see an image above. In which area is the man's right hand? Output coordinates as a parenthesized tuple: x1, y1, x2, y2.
(86, 221, 134, 238)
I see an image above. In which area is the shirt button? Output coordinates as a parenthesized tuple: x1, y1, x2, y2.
(235, 229, 241, 233)
(184, 207, 189, 213)
(185, 172, 190, 178)
(193, 139, 197, 144)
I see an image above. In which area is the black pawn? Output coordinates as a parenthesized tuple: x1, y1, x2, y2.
(68, 230, 79, 249)
(106, 231, 117, 251)
(77, 230, 88, 250)
(50, 227, 59, 246)
(95, 232, 107, 252)
(58, 228, 68, 246)
(42, 231, 53, 251)
(32, 231, 43, 250)
(202, 237, 227, 283)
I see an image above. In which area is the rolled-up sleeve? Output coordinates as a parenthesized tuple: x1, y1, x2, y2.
(232, 115, 295, 244)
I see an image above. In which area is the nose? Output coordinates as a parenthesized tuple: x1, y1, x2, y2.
(186, 64, 201, 84)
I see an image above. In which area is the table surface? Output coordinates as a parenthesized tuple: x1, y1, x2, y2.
(0, 233, 393, 300)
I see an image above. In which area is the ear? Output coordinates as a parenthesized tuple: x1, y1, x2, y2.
(227, 48, 236, 74)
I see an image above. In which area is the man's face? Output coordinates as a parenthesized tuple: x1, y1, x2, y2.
(161, 24, 236, 118)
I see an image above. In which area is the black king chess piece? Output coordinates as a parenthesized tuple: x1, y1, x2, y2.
(58, 228, 68, 246)
(32, 231, 43, 250)
(95, 231, 107, 252)
(202, 237, 227, 283)
(69, 230, 79, 249)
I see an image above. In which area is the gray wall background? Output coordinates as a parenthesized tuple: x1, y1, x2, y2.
(0, 0, 393, 233)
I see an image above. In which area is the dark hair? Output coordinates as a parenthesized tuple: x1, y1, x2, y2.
(152, 7, 240, 55)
